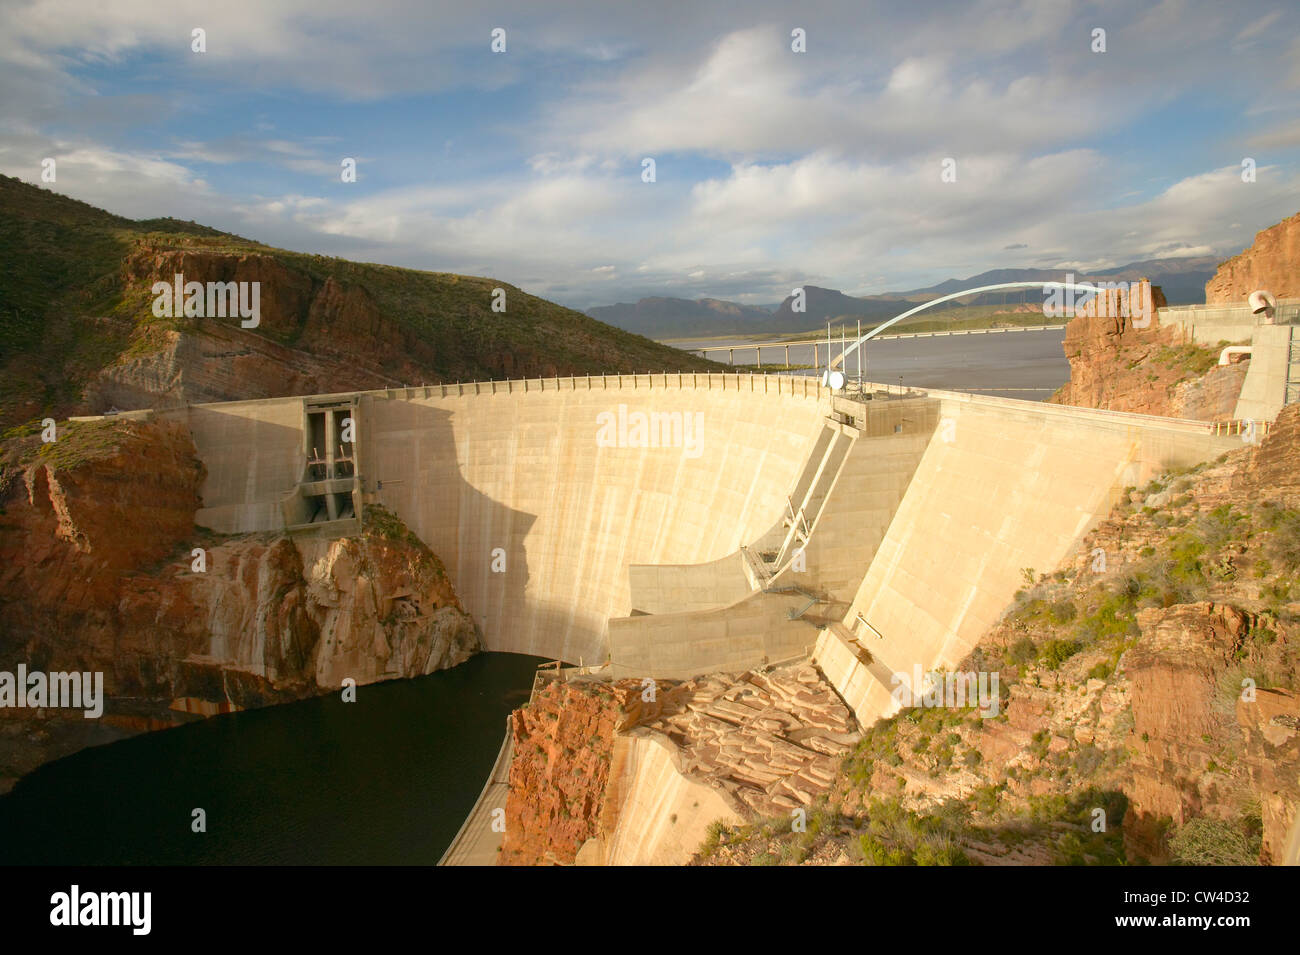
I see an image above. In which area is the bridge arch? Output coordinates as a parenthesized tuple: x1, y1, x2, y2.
(830, 280, 1147, 369)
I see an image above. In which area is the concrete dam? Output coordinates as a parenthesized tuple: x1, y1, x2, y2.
(174, 371, 1237, 729)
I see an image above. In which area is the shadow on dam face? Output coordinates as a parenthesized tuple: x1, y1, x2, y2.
(353, 384, 827, 665)
(185, 397, 539, 660)
(360, 397, 537, 657)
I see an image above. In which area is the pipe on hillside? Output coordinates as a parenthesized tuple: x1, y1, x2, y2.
(1218, 345, 1252, 366)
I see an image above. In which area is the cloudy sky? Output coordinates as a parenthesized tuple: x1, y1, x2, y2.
(2, 0, 1299, 309)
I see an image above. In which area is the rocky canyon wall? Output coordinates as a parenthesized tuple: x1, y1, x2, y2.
(498, 664, 860, 866)
(1050, 283, 1247, 420)
(1206, 211, 1300, 305)
(0, 417, 477, 790)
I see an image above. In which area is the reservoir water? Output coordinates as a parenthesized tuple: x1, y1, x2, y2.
(0, 652, 543, 865)
(671, 327, 1070, 400)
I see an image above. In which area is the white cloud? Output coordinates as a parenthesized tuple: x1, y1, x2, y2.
(2, 0, 1299, 309)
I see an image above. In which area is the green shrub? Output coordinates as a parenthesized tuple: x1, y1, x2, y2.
(1076, 591, 1140, 643)
(1039, 639, 1082, 670)
(913, 836, 970, 866)
(859, 833, 910, 866)
(1199, 504, 1246, 549)
(1087, 661, 1114, 681)
(1265, 509, 1300, 572)
(1048, 599, 1078, 625)
(1008, 636, 1036, 665)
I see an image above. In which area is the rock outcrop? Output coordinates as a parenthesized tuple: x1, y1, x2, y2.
(1122, 602, 1297, 862)
(1049, 282, 1247, 420)
(0, 418, 478, 790)
(621, 666, 858, 819)
(1233, 404, 1300, 490)
(499, 680, 630, 866)
(106, 247, 427, 407)
(1206, 211, 1300, 305)
(85, 322, 398, 412)
(498, 665, 859, 865)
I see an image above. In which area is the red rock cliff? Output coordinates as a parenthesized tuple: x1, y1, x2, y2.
(0, 417, 478, 789)
(1050, 282, 1246, 420)
(1206, 211, 1300, 305)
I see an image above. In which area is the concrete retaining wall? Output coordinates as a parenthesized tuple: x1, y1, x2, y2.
(627, 551, 753, 616)
(1158, 304, 1259, 345)
(1235, 324, 1297, 423)
(607, 588, 819, 679)
(587, 733, 741, 866)
(185, 399, 305, 532)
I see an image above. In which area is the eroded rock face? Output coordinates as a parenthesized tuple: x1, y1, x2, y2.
(624, 666, 858, 818)
(95, 246, 626, 413)
(298, 534, 478, 688)
(85, 324, 398, 411)
(123, 248, 316, 341)
(1206, 211, 1300, 305)
(1237, 686, 1300, 863)
(498, 665, 859, 865)
(1123, 602, 1254, 860)
(1234, 404, 1300, 490)
(500, 680, 630, 866)
(0, 418, 478, 788)
(90, 248, 425, 409)
(1049, 307, 1246, 420)
(1117, 600, 1300, 864)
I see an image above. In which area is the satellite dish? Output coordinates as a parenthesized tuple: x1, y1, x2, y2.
(826, 370, 845, 391)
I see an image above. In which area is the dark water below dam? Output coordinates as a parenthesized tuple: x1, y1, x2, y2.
(0, 653, 542, 865)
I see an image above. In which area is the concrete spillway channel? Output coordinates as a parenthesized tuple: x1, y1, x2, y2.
(160, 373, 1240, 864)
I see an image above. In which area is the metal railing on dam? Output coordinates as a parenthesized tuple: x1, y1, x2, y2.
(105, 364, 1247, 440)
(273, 367, 1246, 437)
(154, 368, 1244, 438)
(374, 370, 829, 399)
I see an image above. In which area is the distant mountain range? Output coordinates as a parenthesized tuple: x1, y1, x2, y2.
(587, 256, 1221, 339)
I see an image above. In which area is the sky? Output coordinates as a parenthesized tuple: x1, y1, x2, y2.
(2, 0, 1299, 310)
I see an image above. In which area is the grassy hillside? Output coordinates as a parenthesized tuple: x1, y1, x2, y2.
(0, 175, 718, 426)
